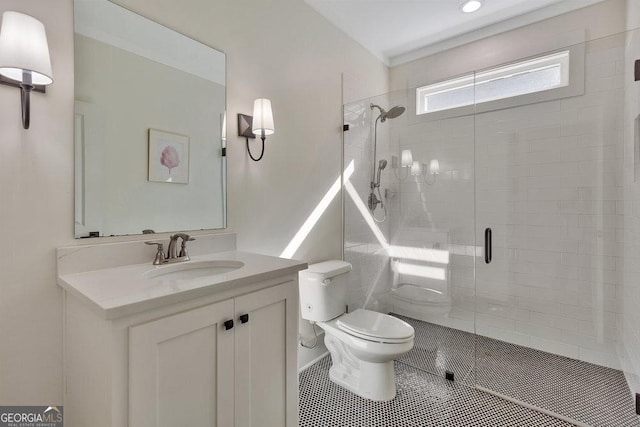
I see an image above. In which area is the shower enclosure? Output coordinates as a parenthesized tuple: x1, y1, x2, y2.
(342, 28, 640, 426)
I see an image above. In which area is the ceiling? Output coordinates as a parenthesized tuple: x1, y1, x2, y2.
(304, 0, 607, 66)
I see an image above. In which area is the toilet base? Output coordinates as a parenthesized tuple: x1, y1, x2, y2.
(324, 333, 397, 401)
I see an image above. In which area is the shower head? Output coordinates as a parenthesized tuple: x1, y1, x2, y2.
(370, 103, 405, 122)
(386, 106, 405, 120)
(375, 159, 387, 188)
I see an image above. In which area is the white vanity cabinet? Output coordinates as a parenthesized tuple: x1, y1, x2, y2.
(59, 248, 305, 427)
(128, 299, 235, 427)
(128, 281, 298, 427)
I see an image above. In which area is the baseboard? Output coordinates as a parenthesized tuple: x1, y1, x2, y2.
(298, 350, 329, 373)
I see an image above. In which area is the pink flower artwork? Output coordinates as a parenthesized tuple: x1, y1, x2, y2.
(148, 129, 189, 184)
(160, 145, 180, 174)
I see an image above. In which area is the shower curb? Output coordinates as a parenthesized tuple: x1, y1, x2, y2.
(476, 385, 591, 427)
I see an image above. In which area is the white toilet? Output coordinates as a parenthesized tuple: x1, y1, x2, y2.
(299, 260, 414, 401)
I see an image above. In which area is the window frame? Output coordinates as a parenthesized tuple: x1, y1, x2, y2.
(412, 44, 584, 121)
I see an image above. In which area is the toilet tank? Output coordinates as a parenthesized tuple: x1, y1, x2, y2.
(299, 260, 352, 322)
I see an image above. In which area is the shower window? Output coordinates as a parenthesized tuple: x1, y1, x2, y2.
(416, 50, 571, 115)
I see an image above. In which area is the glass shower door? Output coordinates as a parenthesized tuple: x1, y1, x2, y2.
(343, 89, 478, 385)
(473, 33, 632, 426)
(388, 108, 477, 385)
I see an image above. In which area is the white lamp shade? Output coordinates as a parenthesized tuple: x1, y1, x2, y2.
(252, 98, 274, 136)
(410, 161, 422, 176)
(221, 112, 227, 140)
(401, 149, 413, 167)
(430, 159, 440, 175)
(0, 11, 53, 85)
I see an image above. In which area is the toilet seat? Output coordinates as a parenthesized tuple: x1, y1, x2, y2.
(336, 309, 414, 344)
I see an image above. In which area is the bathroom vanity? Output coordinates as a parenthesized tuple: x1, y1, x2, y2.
(57, 233, 306, 427)
(65, 4, 307, 424)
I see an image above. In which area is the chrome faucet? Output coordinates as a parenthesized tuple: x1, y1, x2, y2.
(145, 233, 195, 265)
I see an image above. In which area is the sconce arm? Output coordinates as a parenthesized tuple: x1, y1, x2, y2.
(20, 84, 32, 129)
(246, 133, 265, 161)
(393, 166, 409, 181)
(424, 173, 437, 185)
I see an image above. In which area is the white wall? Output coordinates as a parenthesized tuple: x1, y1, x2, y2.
(0, 0, 387, 403)
(0, 0, 74, 405)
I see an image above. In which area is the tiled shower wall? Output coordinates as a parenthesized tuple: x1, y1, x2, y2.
(344, 33, 628, 369)
(622, 23, 640, 394)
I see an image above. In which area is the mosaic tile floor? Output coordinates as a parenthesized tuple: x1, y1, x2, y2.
(394, 315, 640, 427)
(394, 315, 476, 386)
(299, 355, 574, 426)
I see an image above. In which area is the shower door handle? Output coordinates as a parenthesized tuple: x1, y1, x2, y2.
(484, 228, 492, 264)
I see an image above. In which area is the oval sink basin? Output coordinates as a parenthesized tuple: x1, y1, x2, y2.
(144, 260, 245, 280)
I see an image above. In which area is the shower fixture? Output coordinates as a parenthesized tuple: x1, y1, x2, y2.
(370, 103, 406, 123)
(369, 103, 405, 222)
(368, 159, 387, 214)
(375, 159, 387, 188)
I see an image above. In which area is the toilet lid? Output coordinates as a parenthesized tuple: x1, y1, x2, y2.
(337, 309, 414, 343)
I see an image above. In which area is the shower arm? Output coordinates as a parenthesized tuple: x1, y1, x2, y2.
(371, 115, 382, 189)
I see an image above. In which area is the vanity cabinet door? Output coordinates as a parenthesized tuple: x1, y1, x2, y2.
(234, 281, 299, 427)
(129, 299, 235, 427)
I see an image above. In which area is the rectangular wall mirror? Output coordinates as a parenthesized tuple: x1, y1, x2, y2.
(73, 0, 226, 238)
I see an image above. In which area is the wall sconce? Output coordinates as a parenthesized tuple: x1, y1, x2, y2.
(409, 159, 439, 184)
(221, 111, 226, 142)
(220, 111, 227, 158)
(0, 11, 53, 130)
(237, 98, 275, 162)
(410, 161, 422, 176)
(393, 149, 413, 180)
(424, 159, 439, 185)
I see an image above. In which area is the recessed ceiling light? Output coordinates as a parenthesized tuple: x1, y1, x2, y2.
(460, 0, 483, 13)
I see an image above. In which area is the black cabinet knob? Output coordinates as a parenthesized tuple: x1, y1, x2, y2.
(239, 314, 249, 324)
(223, 319, 234, 330)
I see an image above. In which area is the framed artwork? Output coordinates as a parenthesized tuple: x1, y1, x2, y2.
(148, 129, 190, 184)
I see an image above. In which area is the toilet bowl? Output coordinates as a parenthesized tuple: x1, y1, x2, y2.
(299, 261, 414, 401)
(319, 309, 414, 401)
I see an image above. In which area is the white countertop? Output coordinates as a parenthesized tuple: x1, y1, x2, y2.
(57, 250, 307, 319)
